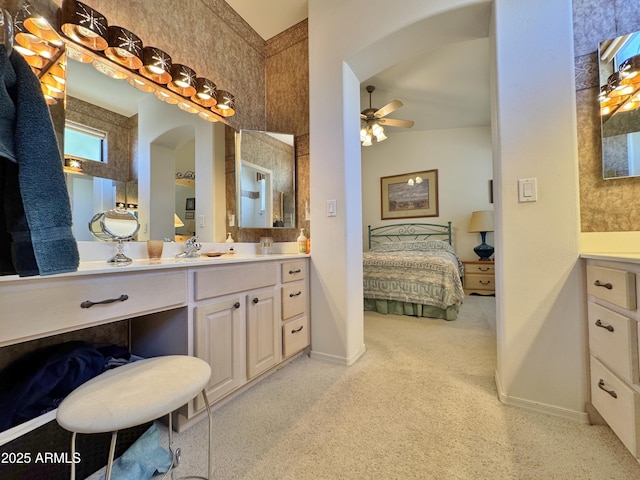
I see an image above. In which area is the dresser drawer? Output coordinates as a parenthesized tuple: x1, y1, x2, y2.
(283, 316, 309, 358)
(590, 357, 640, 457)
(464, 275, 494, 291)
(282, 283, 306, 320)
(588, 302, 639, 383)
(1, 271, 187, 346)
(465, 263, 495, 275)
(586, 265, 636, 309)
(194, 262, 277, 301)
(281, 260, 306, 283)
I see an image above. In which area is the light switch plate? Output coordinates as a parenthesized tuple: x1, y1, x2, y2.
(327, 200, 337, 217)
(518, 178, 537, 202)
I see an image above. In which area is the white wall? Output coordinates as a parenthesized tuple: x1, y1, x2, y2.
(361, 126, 493, 260)
(309, 0, 587, 420)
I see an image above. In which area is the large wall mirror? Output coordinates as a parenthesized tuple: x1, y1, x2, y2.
(598, 31, 640, 179)
(235, 130, 295, 228)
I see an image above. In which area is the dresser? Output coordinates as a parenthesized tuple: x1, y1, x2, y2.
(583, 256, 640, 462)
(462, 260, 495, 295)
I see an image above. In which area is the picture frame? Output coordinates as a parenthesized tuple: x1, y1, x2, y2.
(185, 198, 195, 211)
(380, 169, 439, 220)
(184, 211, 195, 220)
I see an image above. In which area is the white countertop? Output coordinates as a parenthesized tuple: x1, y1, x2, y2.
(0, 241, 309, 282)
(581, 252, 640, 263)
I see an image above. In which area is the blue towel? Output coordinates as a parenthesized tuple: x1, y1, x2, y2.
(0, 45, 79, 276)
(100, 423, 172, 480)
(0, 341, 106, 430)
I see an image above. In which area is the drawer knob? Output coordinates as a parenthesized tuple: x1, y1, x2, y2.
(234, 302, 241, 309)
(289, 269, 301, 274)
(593, 280, 613, 290)
(80, 294, 129, 309)
(289, 291, 302, 298)
(252, 297, 259, 304)
(597, 379, 618, 399)
(291, 325, 304, 334)
(595, 319, 614, 333)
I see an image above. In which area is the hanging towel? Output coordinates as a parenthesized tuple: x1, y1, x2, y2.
(0, 45, 79, 276)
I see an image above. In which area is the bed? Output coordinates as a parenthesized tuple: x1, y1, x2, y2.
(363, 223, 465, 320)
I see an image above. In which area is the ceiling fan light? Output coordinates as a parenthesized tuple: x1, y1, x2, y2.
(375, 131, 387, 142)
(372, 123, 383, 136)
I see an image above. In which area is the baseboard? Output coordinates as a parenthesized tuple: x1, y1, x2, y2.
(310, 343, 366, 366)
(494, 370, 590, 424)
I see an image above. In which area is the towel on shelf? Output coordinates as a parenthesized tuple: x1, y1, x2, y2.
(0, 44, 79, 276)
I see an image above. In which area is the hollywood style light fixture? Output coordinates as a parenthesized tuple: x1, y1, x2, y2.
(17, 0, 236, 121)
(599, 35, 640, 117)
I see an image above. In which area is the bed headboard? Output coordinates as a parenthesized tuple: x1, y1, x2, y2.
(368, 222, 452, 249)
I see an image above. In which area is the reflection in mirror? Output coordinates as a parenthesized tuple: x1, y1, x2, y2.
(65, 54, 226, 242)
(598, 31, 640, 179)
(236, 130, 295, 228)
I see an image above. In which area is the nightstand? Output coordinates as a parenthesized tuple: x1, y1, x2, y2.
(463, 260, 495, 295)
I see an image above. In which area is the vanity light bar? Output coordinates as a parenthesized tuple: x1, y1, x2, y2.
(55, 0, 234, 119)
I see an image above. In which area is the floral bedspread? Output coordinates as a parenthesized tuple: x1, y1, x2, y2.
(363, 240, 465, 310)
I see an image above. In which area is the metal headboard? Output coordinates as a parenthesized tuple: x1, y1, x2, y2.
(368, 222, 452, 249)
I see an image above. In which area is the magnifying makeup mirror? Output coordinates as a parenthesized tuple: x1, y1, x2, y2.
(89, 208, 140, 265)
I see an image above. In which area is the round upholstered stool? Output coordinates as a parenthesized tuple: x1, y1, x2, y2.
(56, 355, 212, 480)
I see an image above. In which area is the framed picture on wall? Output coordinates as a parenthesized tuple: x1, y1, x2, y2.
(380, 169, 439, 219)
(186, 198, 195, 211)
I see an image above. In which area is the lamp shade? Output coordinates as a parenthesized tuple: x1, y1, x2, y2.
(468, 210, 494, 233)
(174, 214, 184, 228)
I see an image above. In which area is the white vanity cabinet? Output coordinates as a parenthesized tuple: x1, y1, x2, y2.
(584, 257, 640, 460)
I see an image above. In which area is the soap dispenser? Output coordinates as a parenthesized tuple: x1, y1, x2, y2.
(297, 228, 307, 254)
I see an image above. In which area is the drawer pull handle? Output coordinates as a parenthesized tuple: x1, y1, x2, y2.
(595, 319, 614, 332)
(80, 294, 128, 309)
(593, 280, 613, 290)
(291, 325, 304, 334)
(252, 297, 259, 304)
(234, 302, 241, 309)
(478, 267, 490, 272)
(479, 280, 491, 285)
(289, 291, 302, 298)
(598, 379, 618, 399)
(289, 269, 301, 274)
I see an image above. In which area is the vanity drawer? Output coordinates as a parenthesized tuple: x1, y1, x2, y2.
(588, 302, 639, 383)
(590, 356, 640, 457)
(586, 265, 636, 310)
(281, 260, 306, 283)
(281, 283, 306, 320)
(0, 271, 187, 346)
(283, 316, 309, 358)
(194, 262, 277, 301)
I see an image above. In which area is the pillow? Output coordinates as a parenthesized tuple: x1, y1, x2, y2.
(371, 239, 455, 255)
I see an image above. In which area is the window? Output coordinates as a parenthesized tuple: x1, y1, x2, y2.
(64, 121, 106, 163)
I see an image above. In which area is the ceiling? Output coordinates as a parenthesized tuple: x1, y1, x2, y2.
(225, 0, 491, 133)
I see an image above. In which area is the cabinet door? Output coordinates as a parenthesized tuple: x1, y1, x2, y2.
(194, 297, 245, 409)
(247, 288, 279, 379)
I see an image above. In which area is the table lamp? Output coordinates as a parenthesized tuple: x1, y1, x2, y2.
(468, 210, 494, 261)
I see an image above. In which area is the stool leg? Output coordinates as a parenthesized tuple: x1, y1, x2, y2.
(105, 431, 118, 480)
(69, 432, 77, 480)
(202, 388, 213, 480)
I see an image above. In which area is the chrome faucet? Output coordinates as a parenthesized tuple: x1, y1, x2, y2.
(176, 236, 201, 258)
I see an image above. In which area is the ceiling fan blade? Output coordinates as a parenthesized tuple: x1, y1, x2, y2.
(379, 118, 415, 128)
(374, 100, 403, 118)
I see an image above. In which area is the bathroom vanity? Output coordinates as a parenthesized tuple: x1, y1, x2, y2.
(0, 250, 310, 438)
(582, 253, 640, 462)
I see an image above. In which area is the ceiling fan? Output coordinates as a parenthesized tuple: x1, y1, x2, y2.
(360, 85, 414, 146)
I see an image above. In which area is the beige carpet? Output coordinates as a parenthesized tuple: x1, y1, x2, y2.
(133, 296, 639, 479)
